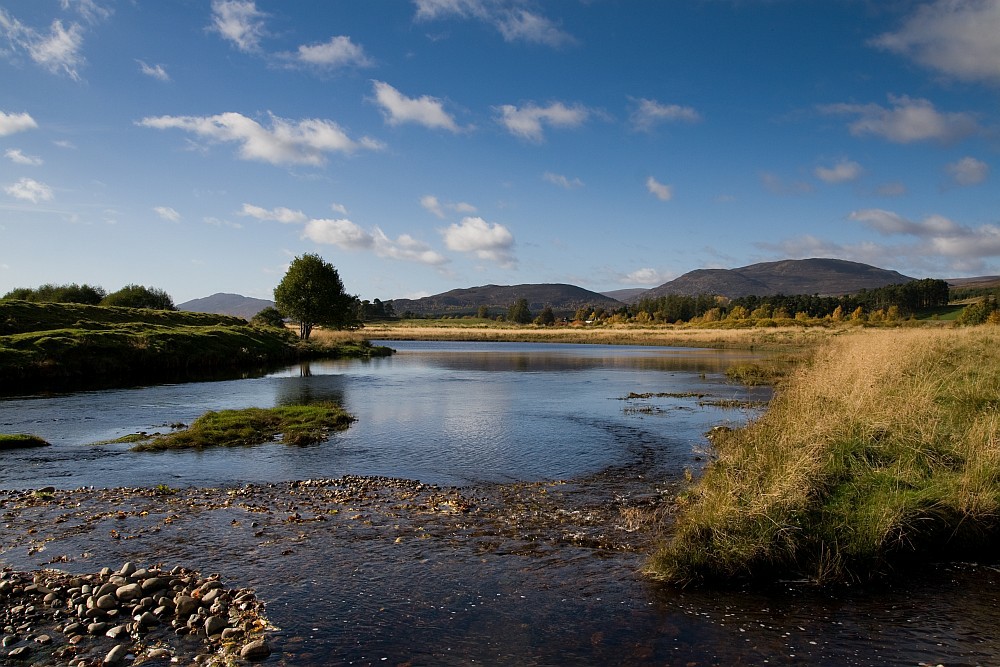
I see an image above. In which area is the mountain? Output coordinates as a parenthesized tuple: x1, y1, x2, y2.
(638, 258, 914, 300)
(389, 283, 622, 317)
(601, 288, 648, 303)
(177, 293, 274, 319)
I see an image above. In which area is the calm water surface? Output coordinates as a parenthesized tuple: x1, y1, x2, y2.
(2, 341, 998, 666)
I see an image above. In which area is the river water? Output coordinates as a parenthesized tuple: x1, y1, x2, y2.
(1, 341, 999, 665)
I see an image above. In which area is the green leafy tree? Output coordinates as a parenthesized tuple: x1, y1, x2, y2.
(250, 306, 286, 328)
(3, 283, 106, 304)
(101, 284, 175, 310)
(477, 305, 490, 319)
(536, 305, 556, 325)
(507, 298, 532, 324)
(273, 253, 356, 339)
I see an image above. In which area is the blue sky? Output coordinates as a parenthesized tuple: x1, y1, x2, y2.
(1, 0, 999, 304)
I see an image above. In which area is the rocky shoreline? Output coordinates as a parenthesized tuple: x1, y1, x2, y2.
(1, 562, 271, 666)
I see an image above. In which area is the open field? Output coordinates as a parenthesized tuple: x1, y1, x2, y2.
(649, 325, 1000, 585)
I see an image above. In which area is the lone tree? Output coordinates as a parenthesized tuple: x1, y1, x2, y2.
(508, 298, 532, 324)
(273, 253, 355, 340)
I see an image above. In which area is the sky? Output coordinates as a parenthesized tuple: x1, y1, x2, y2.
(1, 0, 999, 304)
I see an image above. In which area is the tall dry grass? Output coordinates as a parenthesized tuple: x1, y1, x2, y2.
(649, 326, 1000, 584)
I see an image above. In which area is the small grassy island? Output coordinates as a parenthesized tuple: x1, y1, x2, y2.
(0, 300, 392, 392)
(0, 433, 50, 449)
(650, 326, 1000, 585)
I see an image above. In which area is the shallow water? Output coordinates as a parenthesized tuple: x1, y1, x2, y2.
(2, 341, 999, 666)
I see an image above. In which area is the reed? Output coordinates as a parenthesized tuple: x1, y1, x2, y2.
(650, 326, 1000, 584)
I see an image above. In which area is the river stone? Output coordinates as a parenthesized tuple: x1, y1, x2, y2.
(116, 584, 142, 601)
(87, 621, 108, 635)
(204, 615, 227, 636)
(105, 625, 128, 640)
(175, 596, 199, 617)
(141, 577, 166, 593)
(33, 634, 52, 645)
(118, 562, 136, 578)
(136, 611, 158, 628)
(240, 639, 271, 661)
(7, 645, 30, 659)
(201, 588, 222, 605)
(104, 643, 127, 665)
(96, 594, 117, 610)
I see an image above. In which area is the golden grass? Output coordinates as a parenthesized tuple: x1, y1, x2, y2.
(650, 326, 1000, 584)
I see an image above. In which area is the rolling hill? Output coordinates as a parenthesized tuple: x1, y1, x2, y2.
(177, 293, 274, 319)
(389, 284, 622, 317)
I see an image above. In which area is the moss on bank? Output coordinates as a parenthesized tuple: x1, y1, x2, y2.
(0, 433, 50, 449)
(650, 327, 1000, 586)
(130, 403, 355, 451)
(0, 301, 392, 392)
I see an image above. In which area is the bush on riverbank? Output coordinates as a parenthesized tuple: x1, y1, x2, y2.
(650, 327, 1000, 585)
(131, 404, 354, 450)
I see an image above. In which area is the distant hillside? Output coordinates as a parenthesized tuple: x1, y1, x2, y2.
(177, 293, 274, 319)
(639, 258, 914, 300)
(601, 288, 648, 303)
(389, 284, 622, 317)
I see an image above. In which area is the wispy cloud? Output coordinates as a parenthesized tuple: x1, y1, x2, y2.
(60, 0, 112, 25)
(5, 177, 54, 203)
(414, 0, 575, 48)
(138, 112, 384, 166)
(4, 148, 42, 166)
(495, 101, 588, 141)
(420, 195, 476, 218)
(760, 171, 814, 196)
(815, 158, 863, 184)
(629, 98, 700, 132)
(303, 218, 448, 265)
(946, 156, 989, 186)
(283, 35, 373, 70)
(0, 9, 86, 80)
(209, 0, 267, 53)
(0, 111, 38, 136)
(372, 81, 462, 132)
(625, 267, 671, 285)
(441, 216, 516, 267)
(543, 171, 583, 189)
(240, 203, 308, 224)
(137, 59, 169, 81)
(848, 208, 1000, 265)
(872, 0, 1000, 85)
(819, 94, 980, 144)
(154, 206, 181, 222)
(646, 176, 673, 201)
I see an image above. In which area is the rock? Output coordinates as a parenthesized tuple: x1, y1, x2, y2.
(118, 562, 136, 578)
(33, 634, 52, 644)
(104, 643, 127, 665)
(105, 624, 128, 639)
(141, 577, 166, 593)
(7, 645, 31, 659)
(174, 596, 199, 617)
(135, 611, 158, 628)
(96, 594, 117, 610)
(204, 615, 227, 636)
(115, 583, 142, 601)
(240, 638, 271, 661)
(87, 621, 108, 635)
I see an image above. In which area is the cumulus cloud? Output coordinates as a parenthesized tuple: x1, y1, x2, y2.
(138, 111, 383, 166)
(946, 156, 989, 186)
(850, 208, 962, 237)
(495, 101, 588, 141)
(815, 158, 864, 184)
(543, 171, 583, 189)
(442, 216, 515, 266)
(240, 203, 308, 224)
(209, 0, 267, 52)
(0, 10, 86, 80)
(372, 228, 448, 265)
(420, 194, 476, 218)
(286, 35, 372, 69)
(625, 268, 671, 285)
(303, 218, 374, 250)
(872, 0, 1000, 85)
(154, 206, 180, 222)
(137, 59, 169, 81)
(4, 148, 42, 166)
(0, 111, 37, 136)
(819, 94, 980, 144)
(646, 176, 673, 201)
(414, 0, 574, 47)
(5, 177, 54, 203)
(629, 98, 700, 132)
(372, 81, 461, 132)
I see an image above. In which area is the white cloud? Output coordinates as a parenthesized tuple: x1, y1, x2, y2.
(625, 268, 671, 285)
(872, 0, 1000, 85)
(372, 228, 448, 265)
(0, 111, 37, 136)
(0, 10, 86, 80)
(138, 111, 384, 166)
(629, 98, 700, 132)
(847, 208, 1000, 265)
(154, 206, 180, 222)
(303, 218, 375, 250)
(60, 0, 112, 25)
(210, 0, 267, 52)
(414, 0, 574, 47)
(646, 176, 673, 201)
(946, 156, 989, 186)
(495, 101, 588, 141)
(137, 59, 169, 81)
(819, 94, 980, 144)
(5, 177, 54, 203)
(420, 194, 476, 218)
(543, 172, 583, 189)
(442, 216, 515, 266)
(815, 159, 863, 184)
(288, 35, 372, 69)
(372, 81, 461, 132)
(204, 216, 242, 229)
(4, 148, 42, 166)
(330, 202, 349, 215)
(240, 203, 308, 224)
(850, 208, 962, 237)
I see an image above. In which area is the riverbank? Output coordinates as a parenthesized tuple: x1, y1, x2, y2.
(0, 301, 392, 393)
(650, 326, 1000, 585)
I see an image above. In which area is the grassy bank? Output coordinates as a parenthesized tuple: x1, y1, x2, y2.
(0, 301, 392, 392)
(650, 326, 1000, 585)
(129, 403, 354, 451)
(0, 434, 50, 449)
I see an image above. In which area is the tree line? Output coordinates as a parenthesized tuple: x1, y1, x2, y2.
(2, 283, 176, 310)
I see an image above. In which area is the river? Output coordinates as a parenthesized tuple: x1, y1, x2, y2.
(1, 341, 998, 665)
